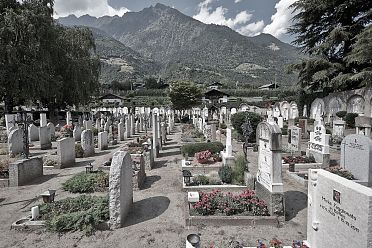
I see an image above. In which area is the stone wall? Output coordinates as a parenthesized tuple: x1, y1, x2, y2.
(9, 157, 43, 186)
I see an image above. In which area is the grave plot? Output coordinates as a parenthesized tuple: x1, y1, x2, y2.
(180, 124, 205, 143)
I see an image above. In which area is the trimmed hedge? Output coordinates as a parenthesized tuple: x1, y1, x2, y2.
(345, 113, 359, 128)
(181, 142, 224, 156)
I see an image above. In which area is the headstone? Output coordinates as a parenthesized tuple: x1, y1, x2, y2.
(333, 120, 346, 138)
(40, 113, 47, 127)
(96, 118, 101, 131)
(84, 120, 93, 130)
(66, 111, 72, 125)
(341, 134, 372, 186)
(277, 117, 284, 128)
(56, 137, 75, 168)
(305, 169, 372, 248)
(73, 126, 82, 141)
(118, 121, 124, 141)
(98, 131, 108, 150)
(125, 116, 131, 138)
(161, 123, 166, 146)
(28, 124, 39, 142)
(288, 126, 301, 152)
(8, 129, 24, 156)
(306, 122, 330, 168)
(5, 114, 16, 134)
(298, 119, 308, 138)
(256, 122, 284, 217)
(39, 126, 52, 150)
(152, 114, 159, 158)
(104, 122, 110, 132)
(8, 157, 43, 186)
(81, 130, 94, 157)
(109, 151, 133, 229)
(47, 122, 55, 139)
(211, 123, 216, 142)
(222, 128, 234, 166)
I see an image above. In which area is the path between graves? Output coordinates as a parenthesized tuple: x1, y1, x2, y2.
(0, 124, 309, 247)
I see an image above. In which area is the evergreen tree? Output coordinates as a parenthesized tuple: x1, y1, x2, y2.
(289, 0, 372, 92)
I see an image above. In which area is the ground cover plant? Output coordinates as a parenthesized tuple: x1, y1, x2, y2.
(190, 190, 269, 216)
(181, 142, 224, 157)
(282, 155, 316, 164)
(327, 167, 355, 180)
(62, 171, 109, 193)
(39, 195, 109, 235)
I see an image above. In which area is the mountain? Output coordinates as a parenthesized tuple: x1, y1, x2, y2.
(90, 27, 160, 84)
(58, 3, 301, 86)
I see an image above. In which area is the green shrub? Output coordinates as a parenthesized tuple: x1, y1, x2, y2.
(232, 155, 247, 185)
(75, 144, 84, 158)
(43, 159, 57, 167)
(231, 112, 262, 142)
(92, 127, 99, 136)
(193, 175, 210, 185)
(336, 111, 347, 119)
(219, 123, 227, 129)
(62, 172, 109, 193)
(39, 195, 109, 236)
(218, 166, 233, 184)
(181, 142, 224, 156)
(281, 128, 288, 135)
(345, 113, 359, 128)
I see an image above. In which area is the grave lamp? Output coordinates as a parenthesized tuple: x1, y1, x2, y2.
(182, 170, 192, 185)
(85, 163, 93, 173)
(40, 189, 56, 203)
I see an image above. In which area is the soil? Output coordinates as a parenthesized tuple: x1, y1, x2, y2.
(0, 124, 341, 248)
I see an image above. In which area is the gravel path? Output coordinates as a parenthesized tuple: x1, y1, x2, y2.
(0, 124, 312, 247)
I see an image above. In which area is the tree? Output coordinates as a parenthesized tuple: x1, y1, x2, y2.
(0, 0, 100, 114)
(168, 81, 202, 110)
(231, 112, 262, 142)
(289, 0, 372, 92)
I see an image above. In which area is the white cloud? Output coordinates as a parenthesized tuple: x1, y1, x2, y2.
(234, 0, 242, 3)
(263, 0, 298, 38)
(193, 0, 252, 29)
(237, 20, 265, 36)
(54, 0, 129, 18)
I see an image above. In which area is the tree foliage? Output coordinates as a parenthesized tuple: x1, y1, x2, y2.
(289, 0, 372, 92)
(0, 0, 100, 112)
(169, 81, 202, 110)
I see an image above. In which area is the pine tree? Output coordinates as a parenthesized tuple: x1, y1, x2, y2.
(289, 0, 372, 92)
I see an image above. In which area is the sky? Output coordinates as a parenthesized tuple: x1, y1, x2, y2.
(53, 0, 298, 43)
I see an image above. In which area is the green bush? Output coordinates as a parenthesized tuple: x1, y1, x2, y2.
(193, 175, 210, 185)
(232, 155, 247, 185)
(219, 123, 227, 129)
(336, 111, 347, 119)
(181, 142, 224, 156)
(75, 144, 84, 158)
(62, 172, 109, 193)
(281, 128, 288, 135)
(92, 127, 99, 136)
(39, 195, 109, 236)
(218, 166, 233, 184)
(231, 112, 262, 142)
(345, 113, 359, 128)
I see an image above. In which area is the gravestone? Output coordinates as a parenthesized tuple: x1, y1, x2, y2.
(288, 126, 301, 152)
(84, 120, 93, 130)
(9, 157, 43, 186)
(39, 126, 52, 150)
(306, 123, 330, 168)
(210, 123, 216, 142)
(98, 131, 108, 150)
(104, 122, 110, 132)
(40, 113, 47, 127)
(333, 120, 346, 138)
(96, 119, 101, 131)
(341, 134, 372, 186)
(81, 130, 94, 157)
(47, 122, 55, 139)
(56, 137, 75, 168)
(298, 119, 308, 138)
(152, 114, 159, 158)
(161, 123, 166, 145)
(222, 128, 234, 166)
(118, 121, 124, 141)
(305, 169, 372, 248)
(256, 122, 284, 217)
(28, 124, 39, 142)
(8, 129, 24, 156)
(66, 111, 72, 125)
(277, 117, 284, 128)
(5, 114, 16, 134)
(73, 126, 82, 141)
(109, 151, 133, 229)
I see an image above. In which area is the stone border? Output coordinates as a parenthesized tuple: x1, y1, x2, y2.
(184, 195, 283, 227)
(182, 182, 247, 192)
(282, 162, 322, 171)
(285, 170, 308, 187)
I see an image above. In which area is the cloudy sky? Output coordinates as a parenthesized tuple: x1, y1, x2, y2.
(54, 0, 298, 43)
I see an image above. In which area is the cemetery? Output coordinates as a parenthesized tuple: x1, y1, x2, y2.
(0, 1, 371, 247)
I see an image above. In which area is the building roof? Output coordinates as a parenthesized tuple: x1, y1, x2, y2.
(208, 82, 223, 86)
(204, 89, 230, 98)
(99, 93, 125, 100)
(258, 83, 280, 89)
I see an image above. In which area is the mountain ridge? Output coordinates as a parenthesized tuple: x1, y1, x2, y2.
(58, 3, 301, 86)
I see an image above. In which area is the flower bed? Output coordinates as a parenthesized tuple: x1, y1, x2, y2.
(282, 155, 315, 164)
(181, 124, 205, 143)
(62, 172, 109, 193)
(190, 190, 269, 216)
(326, 167, 355, 180)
